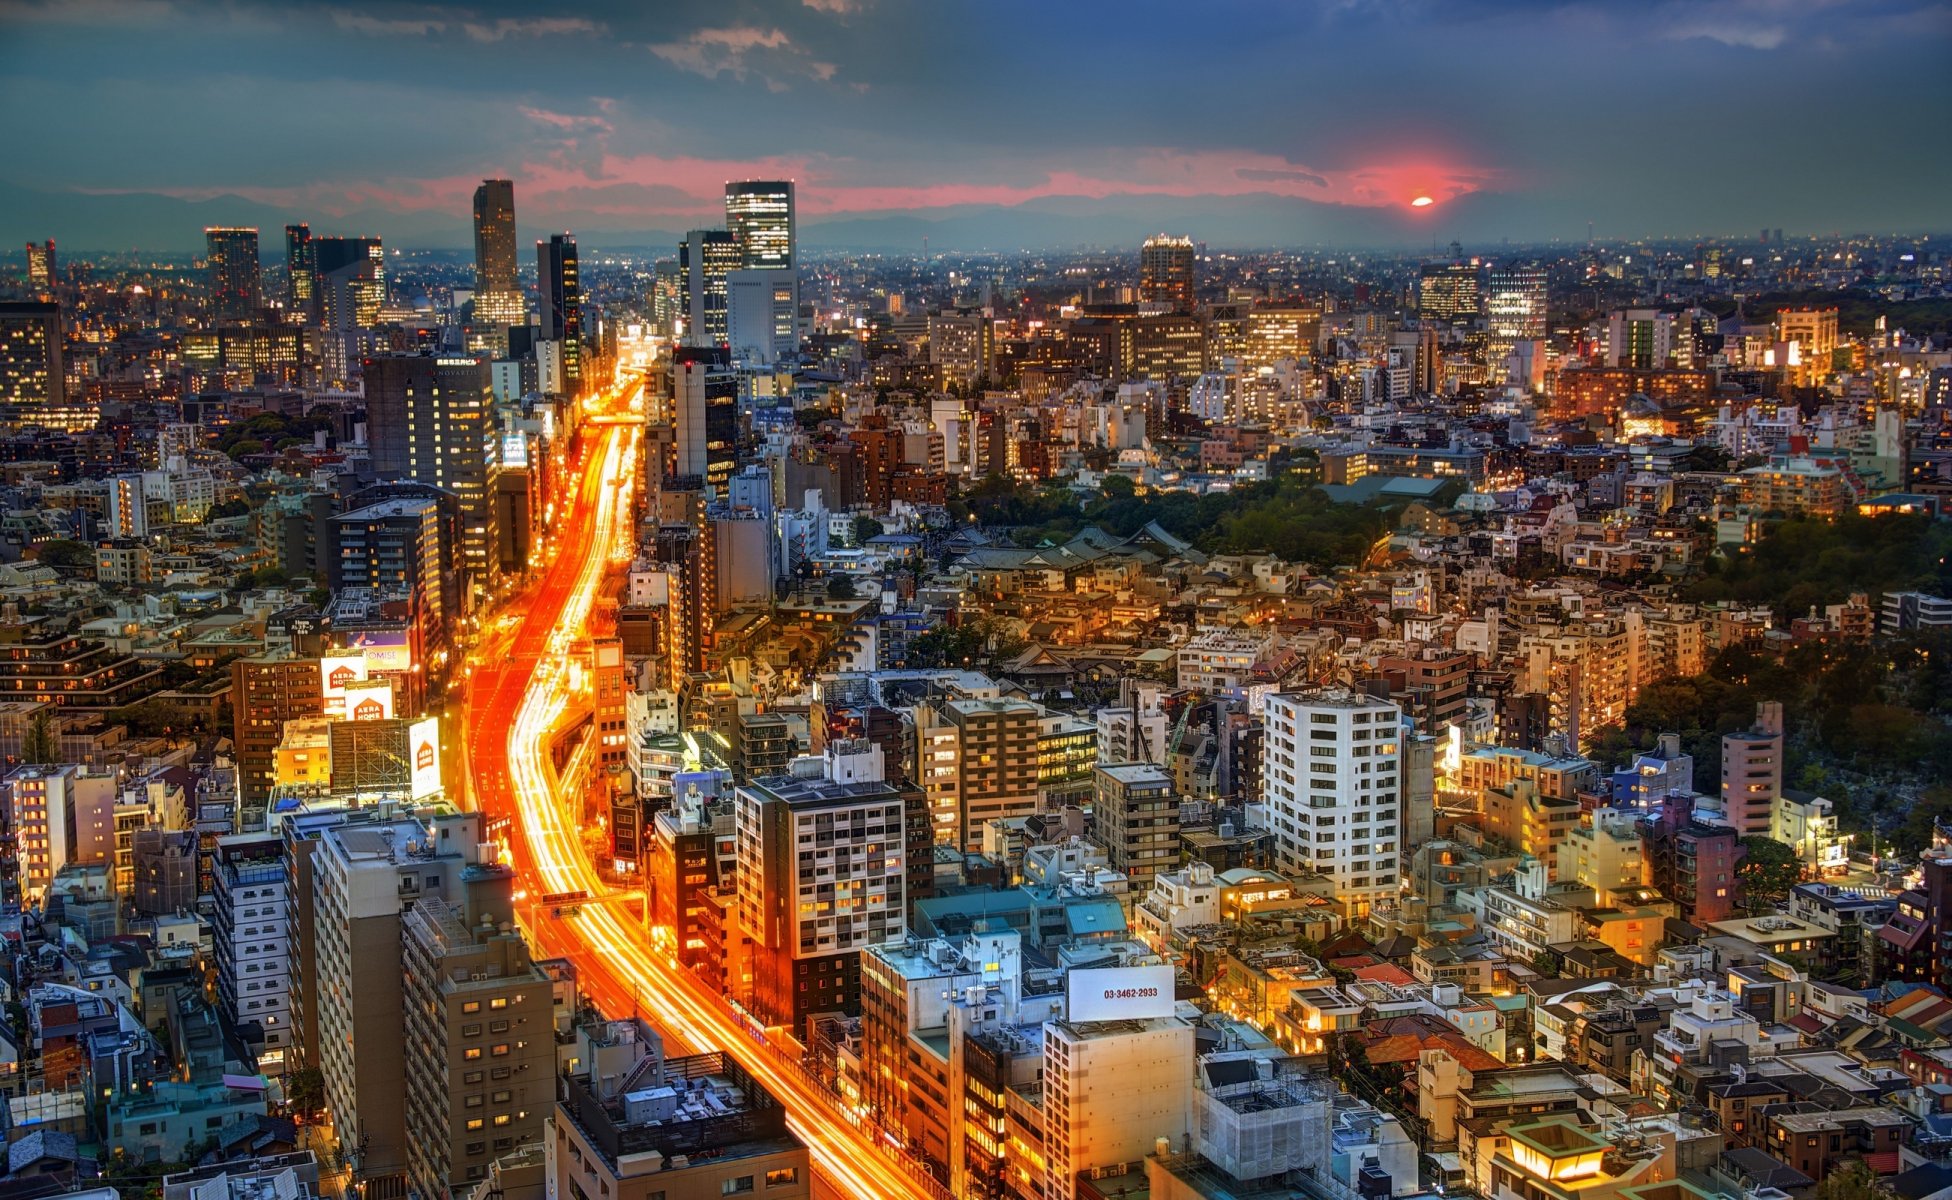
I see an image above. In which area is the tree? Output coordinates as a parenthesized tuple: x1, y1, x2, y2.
(206, 498, 251, 520)
(227, 438, 266, 460)
(22, 710, 55, 766)
(1100, 474, 1137, 500)
(851, 516, 885, 546)
(1530, 949, 1564, 976)
(284, 1066, 326, 1120)
(1814, 1159, 1891, 1200)
(825, 574, 859, 601)
(1738, 836, 1801, 914)
(34, 539, 92, 571)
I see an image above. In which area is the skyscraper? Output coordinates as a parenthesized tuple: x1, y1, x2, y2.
(669, 345, 737, 489)
(205, 226, 263, 320)
(23, 240, 55, 291)
(724, 180, 795, 270)
(471, 179, 525, 330)
(680, 229, 739, 347)
(536, 232, 581, 391)
(284, 224, 315, 320)
(1418, 258, 1480, 323)
(1484, 263, 1548, 371)
(364, 354, 502, 589)
(0, 301, 67, 426)
(1138, 234, 1195, 309)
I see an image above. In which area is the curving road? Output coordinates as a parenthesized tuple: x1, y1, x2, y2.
(463, 381, 941, 1200)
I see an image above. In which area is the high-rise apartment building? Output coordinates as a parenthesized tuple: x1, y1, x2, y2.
(1261, 689, 1403, 917)
(1094, 763, 1178, 889)
(680, 228, 740, 346)
(669, 345, 737, 491)
(734, 744, 908, 1030)
(401, 872, 554, 1199)
(917, 697, 1042, 853)
(1139, 234, 1196, 309)
(23, 240, 55, 291)
(285, 224, 315, 319)
(1722, 701, 1784, 836)
(1484, 264, 1548, 372)
(230, 655, 325, 813)
(211, 832, 293, 1074)
(364, 354, 502, 589)
(1418, 259, 1480, 322)
(1039, 1015, 1194, 1200)
(205, 226, 263, 321)
(1, 764, 115, 901)
(536, 232, 581, 391)
(725, 180, 795, 270)
(0, 301, 68, 426)
(311, 810, 542, 1197)
(471, 179, 525, 330)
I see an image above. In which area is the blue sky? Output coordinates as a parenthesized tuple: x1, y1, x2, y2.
(1, 0, 1947, 249)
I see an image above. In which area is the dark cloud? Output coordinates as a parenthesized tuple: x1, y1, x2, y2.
(0, 0, 1946, 247)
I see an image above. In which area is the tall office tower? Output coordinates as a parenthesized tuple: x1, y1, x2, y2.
(724, 180, 795, 270)
(314, 236, 386, 323)
(724, 268, 798, 365)
(364, 354, 503, 589)
(284, 224, 316, 320)
(1483, 264, 1548, 372)
(1418, 259, 1481, 322)
(332, 495, 451, 663)
(651, 257, 682, 335)
(471, 179, 525, 330)
(23, 240, 55, 290)
(670, 345, 737, 490)
(734, 742, 908, 1030)
(1722, 701, 1784, 836)
(401, 857, 554, 1199)
(0, 301, 67, 424)
(679, 228, 739, 346)
(205, 226, 263, 320)
(210, 832, 293, 1074)
(228, 654, 324, 813)
(1261, 688, 1404, 919)
(1094, 763, 1179, 889)
(1139, 234, 1196, 309)
(1606, 308, 1676, 369)
(536, 233, 582, 391)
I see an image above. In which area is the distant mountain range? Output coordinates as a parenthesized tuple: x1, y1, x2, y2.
(3, 179, 1935, 258)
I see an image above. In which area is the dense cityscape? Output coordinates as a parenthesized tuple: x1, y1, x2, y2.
(2, 5, 1952, 1200)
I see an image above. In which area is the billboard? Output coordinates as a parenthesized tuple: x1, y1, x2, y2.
(344, 628, 412, 674)
(1066, 964, 1175, 1024)
(344, 678, 394, 722)
(319, 654, 367, 713)
(409, 717, 442, 800)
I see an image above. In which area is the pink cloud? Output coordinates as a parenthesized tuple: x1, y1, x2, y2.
(107, 145, 1501, 224)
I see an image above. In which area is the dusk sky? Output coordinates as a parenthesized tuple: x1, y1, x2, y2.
(2, 0, 1948, 250)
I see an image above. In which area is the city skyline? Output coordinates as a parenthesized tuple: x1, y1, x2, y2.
(2, 0, 1948, 251)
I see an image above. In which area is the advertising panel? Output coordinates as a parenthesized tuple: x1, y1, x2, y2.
(345, 628, 412, 674)
(319, 654, 367, 707)
(343, 677, 395, 722)
(409, 717, 442, 799)
(1065, 964, 1175, 1023)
